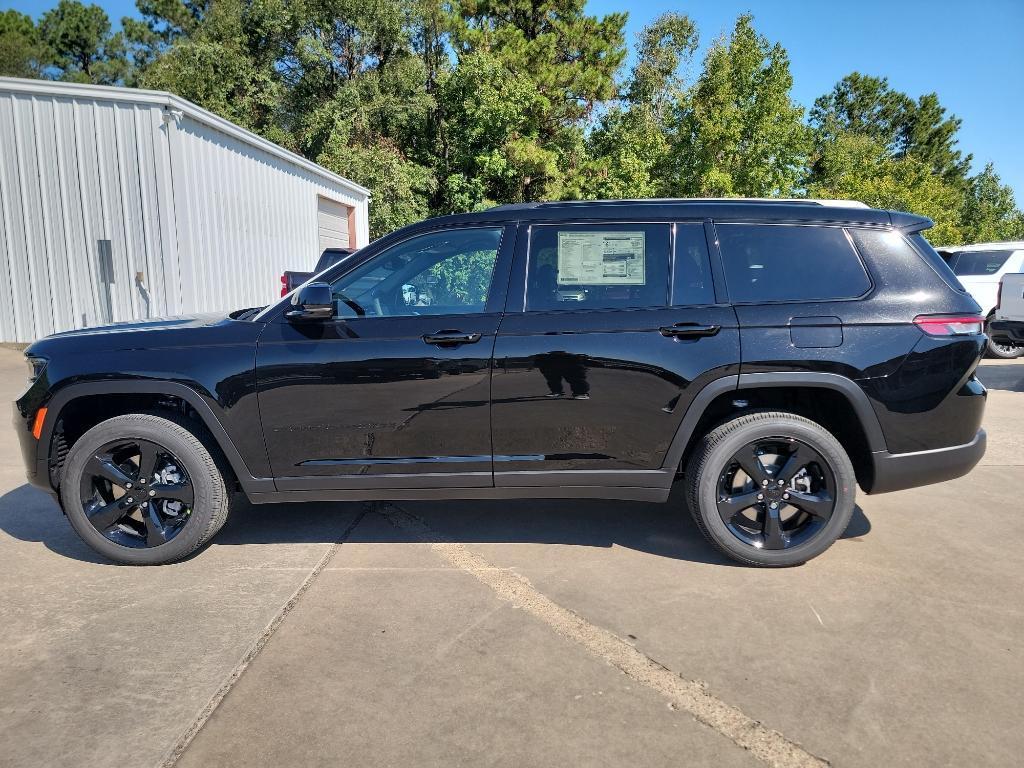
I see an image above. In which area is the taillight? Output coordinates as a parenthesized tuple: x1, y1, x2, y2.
(280, 274, 288, 297)
(913, 314, 984, 336)
(996, 280, 1003, 310)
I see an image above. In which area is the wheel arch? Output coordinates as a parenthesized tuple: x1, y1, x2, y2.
(663, 373, 887, 491)
(38, 381, 270, 494)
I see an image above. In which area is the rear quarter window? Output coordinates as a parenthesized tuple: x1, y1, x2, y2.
(717, 224, 871, 303)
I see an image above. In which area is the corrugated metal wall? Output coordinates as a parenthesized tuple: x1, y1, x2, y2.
(0, 79, 370, 343)
(168, 113, 367, 315)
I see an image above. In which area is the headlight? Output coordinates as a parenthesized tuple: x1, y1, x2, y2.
(25, 356, 47, 382)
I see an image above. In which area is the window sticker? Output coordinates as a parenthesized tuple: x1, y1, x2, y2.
(556, 231, 646, 285)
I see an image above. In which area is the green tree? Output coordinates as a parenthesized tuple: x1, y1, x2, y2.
(806, 131, 963, 244)
(281, 0, 437, 235)
(810, 73, 970, 183)
(959, 163, 1024, 244)
(673, 14, 809, 197)
(569, 12, 697, 200)
(141, 0, 288, 135)
(121, 0, 211, 79)
(38, 0, 128, 84)
(0, 10, 52, 78)
(445, 0, 627, 202)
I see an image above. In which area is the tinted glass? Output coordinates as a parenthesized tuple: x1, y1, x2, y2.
(906, 233, 967, 292)
(672, 224, 716, 305)
(950, 250, 1013, 276)
(526, 224, 670, 310)
(330, 228, 502, 318)
(718, 224, 870, 302)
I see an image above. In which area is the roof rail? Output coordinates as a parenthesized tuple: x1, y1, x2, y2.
(488, 198, 869, 211)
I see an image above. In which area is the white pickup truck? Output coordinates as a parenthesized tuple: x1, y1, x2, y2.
(938, 242, 1024, 358)
(989, 272, 1024, 351)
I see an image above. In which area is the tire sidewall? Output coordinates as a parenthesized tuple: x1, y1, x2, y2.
(62, 415, 222, 565)
(693, 416, 856, 566)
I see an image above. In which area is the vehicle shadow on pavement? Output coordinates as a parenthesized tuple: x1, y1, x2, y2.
(0, 483, 111, 564)
(977, 361, 1024, 392)
(0, 483, 871, 567)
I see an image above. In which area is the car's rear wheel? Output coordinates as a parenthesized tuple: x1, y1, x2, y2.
(986, 320, 1024, 359)
(61, 413, 231, 565)
(684, 411, 856, 567)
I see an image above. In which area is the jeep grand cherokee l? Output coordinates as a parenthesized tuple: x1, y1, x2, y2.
(15, 200, 988, 567)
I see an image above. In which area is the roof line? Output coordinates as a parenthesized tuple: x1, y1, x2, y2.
(0, 76, 371, 198)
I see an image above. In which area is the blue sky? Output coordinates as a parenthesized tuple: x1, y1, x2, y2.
(6, 0, 1023, 200)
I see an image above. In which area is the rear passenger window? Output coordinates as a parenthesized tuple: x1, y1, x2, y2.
(673, 224, 716, 306)
(527, 224, 670, 310)
(718, 224, 871, 303)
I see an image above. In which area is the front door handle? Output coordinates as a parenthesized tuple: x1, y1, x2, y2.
(422, 331, 483, 346)
(659, 323, 721, 339)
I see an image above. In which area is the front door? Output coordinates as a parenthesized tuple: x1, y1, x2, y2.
(256, 225, 514, 490)
(491, 221, 739, 487)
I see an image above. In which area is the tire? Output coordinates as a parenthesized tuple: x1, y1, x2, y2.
(684, 411, 856, 567)
(985, 320, 1024, 359)
(61, 413, 231, 565)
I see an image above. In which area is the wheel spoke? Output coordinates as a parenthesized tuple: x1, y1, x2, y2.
(87, 455, 135, 489)
(137, 442, 159, 483)
(775, 443, 816, 483)
(733, 445, 770, 486)
(762, 505, 788, 549)
(716, 490, 762, 524)
(144, 503, 168, 546)
(786, 490, 834, 520)
(149, 481, 194, 507)
(88, 498, 129, 530)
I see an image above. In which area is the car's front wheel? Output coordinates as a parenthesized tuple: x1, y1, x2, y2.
(61, 413, 231, 565)
(684, 411, 856, 567)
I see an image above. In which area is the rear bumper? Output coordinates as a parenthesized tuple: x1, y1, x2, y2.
(866, 428, 986, 494)
(988, 320, 1024, 345)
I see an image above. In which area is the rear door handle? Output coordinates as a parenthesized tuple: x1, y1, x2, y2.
(422, 331, 483, 346)
(659, 323, 721, 339)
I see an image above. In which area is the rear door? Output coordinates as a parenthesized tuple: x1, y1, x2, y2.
(490, 221, 740, 488)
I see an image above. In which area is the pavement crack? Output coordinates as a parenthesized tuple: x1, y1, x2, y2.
(158, 507, 368, 768)
(377, 502, 829, 768)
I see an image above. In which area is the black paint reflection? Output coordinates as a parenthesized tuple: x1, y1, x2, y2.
(536, 351, 591, 399)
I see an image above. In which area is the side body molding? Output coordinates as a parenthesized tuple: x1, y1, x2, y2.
(37, 381, 275, 494)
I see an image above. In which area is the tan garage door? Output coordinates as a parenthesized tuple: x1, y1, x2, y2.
(317, 197, 351, 250)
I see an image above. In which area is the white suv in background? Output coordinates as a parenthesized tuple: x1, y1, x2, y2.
(938, 242, 1024, 358)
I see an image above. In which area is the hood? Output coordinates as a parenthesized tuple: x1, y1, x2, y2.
(44, 313, 227, 339)
(26, 311, 262, 357)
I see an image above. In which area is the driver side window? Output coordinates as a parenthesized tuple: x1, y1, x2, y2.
(329, 227, 502, 319)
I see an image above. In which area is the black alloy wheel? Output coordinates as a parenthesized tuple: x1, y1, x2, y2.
(716, 437, 836, 551)
(685, 411, 856, 566)
(79, 438, 195, 548)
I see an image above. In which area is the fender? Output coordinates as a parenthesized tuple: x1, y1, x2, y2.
(659, 372, 888, 473)
(736, 372, 887, 452)
(36, 381, 275, 494)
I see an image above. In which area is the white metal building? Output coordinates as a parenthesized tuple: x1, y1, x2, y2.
(0, 77, 370, 343)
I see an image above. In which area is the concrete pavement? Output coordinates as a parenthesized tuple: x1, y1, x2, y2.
(0, 347, 1021, 767)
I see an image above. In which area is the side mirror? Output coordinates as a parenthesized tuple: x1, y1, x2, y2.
(286, 282, 334, 321)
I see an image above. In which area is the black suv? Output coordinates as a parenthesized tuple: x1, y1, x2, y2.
(15, 200, 987, 567)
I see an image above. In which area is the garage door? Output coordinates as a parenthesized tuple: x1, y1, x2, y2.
(317, 197, 351, 250)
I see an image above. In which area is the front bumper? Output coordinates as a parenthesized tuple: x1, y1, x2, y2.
(988, 320, 1024, 346)
(866, 428, 986, 494)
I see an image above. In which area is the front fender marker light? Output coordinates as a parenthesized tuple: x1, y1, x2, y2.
(31, 407, 47, 440)
(913, 314, 984, 336)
